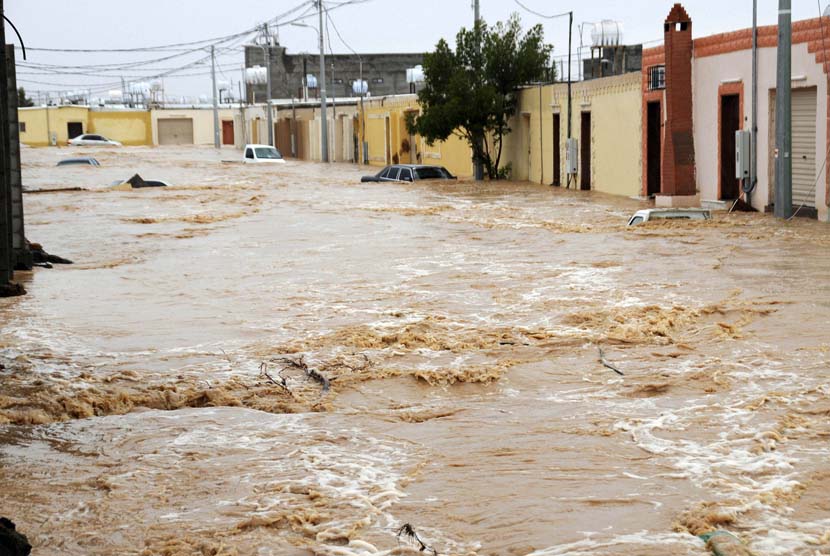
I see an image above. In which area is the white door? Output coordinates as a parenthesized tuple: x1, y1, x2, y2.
(791, 87, 817, 208)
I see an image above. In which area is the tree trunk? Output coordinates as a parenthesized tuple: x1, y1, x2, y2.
(494, 129, 504, 179)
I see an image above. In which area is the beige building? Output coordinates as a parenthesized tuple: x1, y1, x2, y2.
(19, 106, 90, 146)
(692, 26, 828, 219)
(505, 73, 643, 197)
(152, 108, 239, 146)
(360, 94, 474, 178)
(242, 101, 359, 162)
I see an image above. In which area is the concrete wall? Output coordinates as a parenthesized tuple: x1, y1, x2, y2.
(246, 46, 424, 101)
(18, 106, 89, 146)
(89, 110, 152, 146)
(693, 43, 828, 219)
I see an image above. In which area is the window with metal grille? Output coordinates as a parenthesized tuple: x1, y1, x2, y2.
(648, 65, 666, 90)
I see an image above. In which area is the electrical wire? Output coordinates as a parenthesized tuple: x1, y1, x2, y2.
(512, 0, 571, 20)
(3, 15, 26, 59)
(16, 1, 314, 54)
(19, 0, 371, 99)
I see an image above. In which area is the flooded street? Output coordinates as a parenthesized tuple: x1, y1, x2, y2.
(2, 146, 829, 555)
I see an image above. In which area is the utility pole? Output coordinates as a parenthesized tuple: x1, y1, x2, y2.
(318, 0, 330, 163)
(0, 0, 12, 288)
(262, 24, 274, 147)
(749, 0, 758, 206)
(774, 0, 792, 218)
(331, 62, 337, 162)
(265, 44, 274, 146)
(473, 0, 484, 181)
(360, 60, 366, 164)
(1, 0, 24, 296)
(567, 11, 573, 143)
(211, 45, 220, 149)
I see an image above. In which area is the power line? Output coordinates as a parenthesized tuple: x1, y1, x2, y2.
(15, 1, 314, 54)
(17, 0, 373, 97)
(512, 0, 572, 20)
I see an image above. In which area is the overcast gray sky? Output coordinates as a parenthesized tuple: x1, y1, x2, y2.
(6, 0, 826, 100)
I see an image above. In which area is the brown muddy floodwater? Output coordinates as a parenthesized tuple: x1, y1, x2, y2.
(1, 145, 829, 556)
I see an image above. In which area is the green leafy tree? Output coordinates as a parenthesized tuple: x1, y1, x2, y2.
(407, 15, 553, 179)
(17, 87, 34, 108)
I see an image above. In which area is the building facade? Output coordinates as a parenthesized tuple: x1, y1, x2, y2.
(245, 45, 424, 101)
(504, 73, 644, 196)
(642, 3, 830, 220)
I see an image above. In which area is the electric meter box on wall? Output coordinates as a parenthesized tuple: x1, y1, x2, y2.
(735, 130, 751, 180)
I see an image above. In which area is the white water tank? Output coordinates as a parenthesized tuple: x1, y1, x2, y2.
(591, 20, 623, 47)
(406, 65, 425, 84)
(245, 66, 267, 85)
(217, 80, 231, 92)
(128, 81, 151, 95)
(352, 79, 368, 95)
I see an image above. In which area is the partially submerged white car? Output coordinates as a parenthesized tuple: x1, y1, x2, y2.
(627, 208, 711, 226)
(243, 144, 286, 164)
(68, 134, 122, 147)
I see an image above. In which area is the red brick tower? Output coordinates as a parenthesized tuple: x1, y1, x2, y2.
(662, 4, 696, 196)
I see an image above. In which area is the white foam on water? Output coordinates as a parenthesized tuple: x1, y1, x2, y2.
(526, 530, 701, 555)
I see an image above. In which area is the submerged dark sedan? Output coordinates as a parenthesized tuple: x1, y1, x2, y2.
(361, 164, 456, 183)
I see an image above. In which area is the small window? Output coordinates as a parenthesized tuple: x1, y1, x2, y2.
(386, 168, 400, 181)
(399, 168, 413, 182)
(18, 122, 25, 133)
(378, 168, 391, 179)
(245, 148, 254, 159)
(372, 77, 384, 84)
(628, 216, 644, 226)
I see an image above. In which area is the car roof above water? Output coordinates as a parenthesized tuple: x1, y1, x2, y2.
(57, 157, 100, 166)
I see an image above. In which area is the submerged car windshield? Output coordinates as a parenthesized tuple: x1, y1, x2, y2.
(415, 167, 450, 179)
(255, 147, 282, 159)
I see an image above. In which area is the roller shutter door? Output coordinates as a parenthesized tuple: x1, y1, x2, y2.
(157, 118, 194, 145)
(791, 88, 817, 208)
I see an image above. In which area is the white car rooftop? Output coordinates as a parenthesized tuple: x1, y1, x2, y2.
(68, 134, 122, 147)
(627, 208, 711, 226)
(243, 144, 286, 164)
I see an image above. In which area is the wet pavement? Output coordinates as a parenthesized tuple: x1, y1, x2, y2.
(1, 145, 829, 555)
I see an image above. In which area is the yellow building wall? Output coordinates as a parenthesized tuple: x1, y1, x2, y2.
(89, 111, 152, 146)
(18, 106, 90, 146)
(508, 73, 642, 196)
(18, 108, 49, 146)
(359, 95, 474, 177)
(365, 114, 388, 163)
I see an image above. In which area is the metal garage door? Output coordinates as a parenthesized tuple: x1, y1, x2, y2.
(792, 87, 817, 208)
(157, 118, 194, 145)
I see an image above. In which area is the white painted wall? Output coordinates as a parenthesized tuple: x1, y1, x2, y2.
(693, 42, 828, 220)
